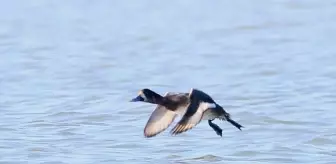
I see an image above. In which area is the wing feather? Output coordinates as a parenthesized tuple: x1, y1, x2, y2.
(170, 89, 213, 135)
(144, 105, 177, 137)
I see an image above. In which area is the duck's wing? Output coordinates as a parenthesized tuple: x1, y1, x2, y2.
(164, 92, 190, 115)
(144, 105, 177, 137)
(170, 88, 216, 135)
(143, 92, 186, 138)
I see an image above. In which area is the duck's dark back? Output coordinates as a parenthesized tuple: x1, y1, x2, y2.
(190, 89, 216, 103)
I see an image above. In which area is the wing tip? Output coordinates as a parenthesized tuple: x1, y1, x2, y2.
(144, 129, 161, 138)
(144, 126, 167, 138)
(170, 124, 195, 136)
(144, 133, 157, 138)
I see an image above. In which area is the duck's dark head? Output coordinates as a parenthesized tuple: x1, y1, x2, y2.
(130, 88, 163, 104)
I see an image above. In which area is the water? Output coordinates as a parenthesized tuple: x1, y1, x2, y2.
(0, 1, 336, 163)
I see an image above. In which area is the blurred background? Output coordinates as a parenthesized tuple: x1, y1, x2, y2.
(0, 0, 336, 163)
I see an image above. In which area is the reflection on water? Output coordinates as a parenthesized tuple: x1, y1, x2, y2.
(1, 1, 336, 164)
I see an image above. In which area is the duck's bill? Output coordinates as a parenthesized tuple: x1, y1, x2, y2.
(130, 95, 144, 102)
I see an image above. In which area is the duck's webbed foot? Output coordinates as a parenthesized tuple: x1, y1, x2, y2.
(208, 119, 223, 137)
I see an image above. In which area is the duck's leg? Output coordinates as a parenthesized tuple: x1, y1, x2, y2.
(208, 119, 223, 137)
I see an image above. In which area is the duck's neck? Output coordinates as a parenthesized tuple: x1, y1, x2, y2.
(153, 95, 176, 109)
(148, 91, 176, 109)
(150, 92, 165, 105)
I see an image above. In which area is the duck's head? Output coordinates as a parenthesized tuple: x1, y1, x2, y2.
(130, 88, 162, 104)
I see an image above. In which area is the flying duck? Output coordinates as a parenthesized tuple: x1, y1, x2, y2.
(130, 88, 243, 137)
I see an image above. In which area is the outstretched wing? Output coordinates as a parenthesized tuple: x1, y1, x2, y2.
(144, 105, 177, 137)
(170, 88, 216, 135)
(143, 92, 184, 137)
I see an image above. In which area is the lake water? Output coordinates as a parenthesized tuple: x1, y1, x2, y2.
(0, 1, 336, 163)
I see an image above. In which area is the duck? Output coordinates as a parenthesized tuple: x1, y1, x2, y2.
(130, 88, 243, 138)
